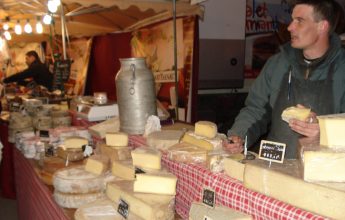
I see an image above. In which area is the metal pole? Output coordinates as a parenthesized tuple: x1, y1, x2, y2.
(173, 0, 179, 120)
(60, 4, 67, 59)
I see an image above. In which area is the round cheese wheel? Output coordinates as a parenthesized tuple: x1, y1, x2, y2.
(53, 190, 105, 209)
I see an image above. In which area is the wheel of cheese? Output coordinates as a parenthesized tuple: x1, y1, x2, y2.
(53, 190, 105, 209)
(146, 130, 184, 151)
(53, 166, 105, 194)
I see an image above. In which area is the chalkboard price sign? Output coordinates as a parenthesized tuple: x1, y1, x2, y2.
(53, 59, 71, 91)
(258, 140, 286, 163)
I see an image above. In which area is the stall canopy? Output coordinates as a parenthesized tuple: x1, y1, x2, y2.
(0, 0, 204, 41)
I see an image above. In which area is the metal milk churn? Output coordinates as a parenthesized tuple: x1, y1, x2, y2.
(115, 58, 157, 134)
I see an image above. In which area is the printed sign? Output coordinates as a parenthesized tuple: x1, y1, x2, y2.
(117, 198, 129, 219)
(53, 59, 71, 91)
(258, 140, 286, 163)
(39, 130, 49, 138)
(202, 188, 215, 208)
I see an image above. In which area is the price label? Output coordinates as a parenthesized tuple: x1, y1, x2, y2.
(39, 130, 49, 138)
(202, 188, 215, 208)
(117, 198, 129, 219)
(258, 140, 286, 163)
(135, 167, 146, 175)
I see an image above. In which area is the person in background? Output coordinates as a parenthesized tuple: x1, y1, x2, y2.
(223, 0, 345, 158)
(2, 50, 53, 91)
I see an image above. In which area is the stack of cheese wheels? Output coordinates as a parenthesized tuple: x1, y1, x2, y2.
(53, 166, 106, 208)
(105, 147, 177, 220)
(8, 112, 33, 143)
(57, 136, 88, 162)
(51, 109, 71, 128)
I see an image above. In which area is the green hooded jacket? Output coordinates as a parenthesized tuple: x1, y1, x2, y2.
(228, 34, 345, 147)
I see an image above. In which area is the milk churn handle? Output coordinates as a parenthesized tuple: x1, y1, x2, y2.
(129, 64, 136, 95)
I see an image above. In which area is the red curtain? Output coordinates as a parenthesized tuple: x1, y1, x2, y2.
(85, 33, 132, 101)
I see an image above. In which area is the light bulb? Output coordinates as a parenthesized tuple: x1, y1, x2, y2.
(4, 31, 11, 40)
(24, 20, 32, 33)
(48, 0, 58, 13)
(43, 14, 52, 25)
(3, 23, 9, 31)
(15, 21, 22, 35)
(36, 21, 43, 34)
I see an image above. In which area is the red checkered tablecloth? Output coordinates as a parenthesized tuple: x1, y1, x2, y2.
(129, 135, 327, 220)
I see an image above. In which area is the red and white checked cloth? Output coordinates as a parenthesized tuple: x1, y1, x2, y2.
(129, 135, 327, 220)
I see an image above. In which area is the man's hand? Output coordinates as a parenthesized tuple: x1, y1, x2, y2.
(223, 135, 244, 154)
(289, 110, 320, 139)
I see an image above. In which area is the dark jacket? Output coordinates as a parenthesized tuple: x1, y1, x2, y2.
(3, 60, 54, 91)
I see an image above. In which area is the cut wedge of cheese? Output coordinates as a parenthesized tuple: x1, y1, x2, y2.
(146, 130, 184, 151)
(281, 106, 310, 123)
(105, 132, 129, 147)
(244, 159, 345, 219)
(134, 172, 177, 195)
(99, 143, 131, 162)
(131, 147, 162, 170)
(111, 160, 135, 180)
(85, 155, 110, 175)
(195, 121, 217, 138)
(106, 181, 175, 220)
(64, 136, 89, 149)
(318, 113, 345, 148)
(189, 202, 252, 220)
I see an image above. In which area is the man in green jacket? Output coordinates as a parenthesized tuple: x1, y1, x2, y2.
(224, 0, 345, 158)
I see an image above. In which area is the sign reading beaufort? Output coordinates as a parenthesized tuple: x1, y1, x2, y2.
(258, 140, 286, 163)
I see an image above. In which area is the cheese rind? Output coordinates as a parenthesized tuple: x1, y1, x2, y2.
(99, 143, 131, 162)
(105, 132, 128, 147)
(111, 160, 135, 180)
(195, 121, 217, 138)
(281, 106, 311, 123)
(54, 190, 105, 209)
(189, 202, 252, 220)
(131, 148, 162, 170)
(64, 136, 89, 149)
(318, 114, 345, 148)
(134, 173, 177, 195)
(106, 181, 175, 220)
(244, 159, 345, 219)
(167, 142, 208, 165)
(85, 155, 110, 175)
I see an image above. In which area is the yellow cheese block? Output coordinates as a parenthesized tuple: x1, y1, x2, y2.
(318, 114, 345, 148)
(281, 106, 310, 123)
(189, 202, 252, 220)
(131, 148, 162, 170)
(299, 140, 345, 182)
(64, 136, 89, 149)
(244, 159, 345, 219)
(85, 155, 110, 175)
(181, 132, 214, 150)
(99, 143, 131, 162)
(105, 132, 129, 147)
(194, 121, 217, 138)
(111, 160, 135, 180)
(134, 172, 177, 195)
(106, 181, 175, 220)
(223, 154, 246, 181)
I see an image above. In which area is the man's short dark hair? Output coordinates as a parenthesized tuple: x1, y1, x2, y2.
(294, 0, 343, 34)
(26, 50, 41, 63)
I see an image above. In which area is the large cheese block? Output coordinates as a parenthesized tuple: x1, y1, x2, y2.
(189, 202, 252, 220)
(112, 160, 135, 180)
(194, 121, 217, 138)
(99, 143, 131, 162)
(64, 136, 89, 149)
(57, 147, 84, 161)
(88, 117, 120, 139)
(105, 132, 128, 147)
(134, 172, 177, 195)
(181, 131, 225, 151)
(318, 113, 345, 148)
(54, 190, 105, 209)
(244, 159, 345, 219)
(167, 142, 208, 165)
(74, 198, 141, 220)
(223, 154, 246, 181)
(281, 106, 310, 123)
(299, 140, 345, 182)
(53, 166, 105, 194)
(146, 130, 184, 151)
(131, 147, 162, 170)
(85, 155, 110, 175)
(106, 181, 175, 220)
